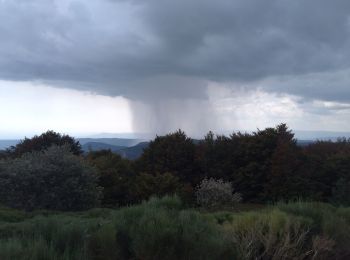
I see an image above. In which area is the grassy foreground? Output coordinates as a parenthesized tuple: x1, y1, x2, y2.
(0, 197, 349, 260)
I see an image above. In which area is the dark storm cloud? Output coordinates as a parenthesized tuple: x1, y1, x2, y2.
(139, 0, 350, 78)
(1, 0, 350, 101)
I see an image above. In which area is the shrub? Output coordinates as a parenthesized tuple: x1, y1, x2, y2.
(0, 198, 348, 259)
(87, 223, 119, 260)
(331, 178, 350, 206)
(224, 209, 314, 259)
(195, 178, 242, 208)
(277, 201, 350, 258)
(132, 172, 187, 202)
(311, 236, 336, 260)
(0, 215, 92, 260)
(0, 207, 27, 223)
(113, 196, 235, 260)
(0, 145, 101, 211)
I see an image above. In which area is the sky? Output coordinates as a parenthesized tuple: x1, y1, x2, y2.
(1, 0, 350, 138)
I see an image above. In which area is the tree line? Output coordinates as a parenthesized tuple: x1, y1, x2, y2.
(0, 124, 349, 211)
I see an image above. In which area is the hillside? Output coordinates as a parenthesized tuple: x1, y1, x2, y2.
(116, 142, 150, 160)
(81, 142, 126, 152)
(0, 140, 18, 150)
(77, 138, 143, 147)
(81, 141, 149, 159)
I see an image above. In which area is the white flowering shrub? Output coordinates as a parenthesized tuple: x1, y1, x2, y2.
(195, 178, 242, 208)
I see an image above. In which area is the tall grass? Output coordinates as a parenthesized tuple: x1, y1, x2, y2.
(223, 209, 314, 259)
(111, 196, 235, 260)
(0, 215, 91, 259)
(276, 201, 350, 258)
(0, 198, 348, 259)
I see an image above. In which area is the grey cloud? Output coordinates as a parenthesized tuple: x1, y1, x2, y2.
(260, 68, 350, 102)
(1, 0, 350, 102)
(137, 0, 350, 80)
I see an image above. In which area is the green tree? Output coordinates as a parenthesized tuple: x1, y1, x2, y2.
(136, 130, 198, 184)
(7, 130, 82, 157)
(196, 132, 234, 180)
(0, 145, 101, 211)
(198, 124, 302, 202)
(301, 139, 350, 200)
(264, 124, 303, 201)
(86, 150, 134, 206)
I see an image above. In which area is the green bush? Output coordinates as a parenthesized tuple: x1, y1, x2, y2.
(0, 215, 90, 260)
(332, 178, 350, 206)
(113, 196, 235, 260)
(145, 195, 184, 210)
(132, 172, 187, 202)
(277, 201, 334, 230)
(0, 145, 102, 211)
(87, 223, 119, 260)
(336, 207, 350, 224)
(277, 201, 350, 258)
(0, 198, 348, 259)
(0, 207, 27, 223)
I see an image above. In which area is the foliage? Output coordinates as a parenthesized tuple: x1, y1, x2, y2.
(332, 178, 350, 206)
(136, 130, 198, 183)
(6, 130, 83, 157)
(86, 150, 134, 206)
(0, 207, 27, 223)
(224, 210, 313, 259)
(195, 178, 241, 208)
(301, 141, 350, 201)
(1, 123, 350, 208)
(276, 201, 350, 258)
(0, 215, 93, 260)
(113, 196, 235, 260)
(195, 123, 304, 202)
(132, 172, 187, 202)
(0, 145, 101, 211)
(265, 127, 303, 201)
(1, 124, 350, 258)
(0, 198, 347, 259)
(76, 124, 350, 204)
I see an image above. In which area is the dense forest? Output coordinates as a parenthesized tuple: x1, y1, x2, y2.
(0, 123, 348, 210)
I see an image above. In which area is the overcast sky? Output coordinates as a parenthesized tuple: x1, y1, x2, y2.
(1, 0, 350, 138)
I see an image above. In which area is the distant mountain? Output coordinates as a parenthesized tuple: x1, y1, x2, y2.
(82, 142, 149, 160)
(86, 132, 154, 139)
(294, 130, 350, 140)
(80, 140, 150, 160)
(296, 140, 314, 147)
(116, 142, 149, 160)
(0, 140, 19, 150)
(77, 138, 144, 147)
(81, 142, 126, 152)
(0, 138, 144, 152)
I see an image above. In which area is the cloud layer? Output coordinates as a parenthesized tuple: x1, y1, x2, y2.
(1, 0, 350, 100)
(1, 0, 350, 134)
